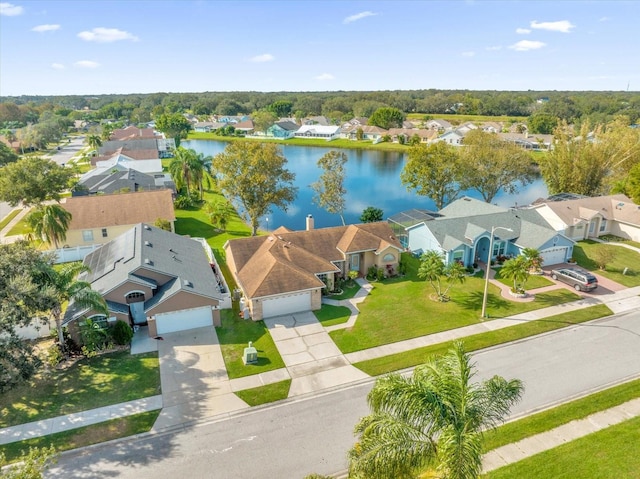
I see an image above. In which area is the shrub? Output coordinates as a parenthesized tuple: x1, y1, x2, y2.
(366, 265, 378, 280)
(466, 265, 475, 274)
(46, 344, 63, 367)
(112, 320, 134, 345)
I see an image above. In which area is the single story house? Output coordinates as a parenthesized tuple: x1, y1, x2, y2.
(497, 132, 553, 150)
(436, 129, 465, 146)
(387, 128, 438, 144)
(425, 119, 453, 131)
(345, 125, 388, 142)
(63, 223, 224, 337)
(193, 121, 225, 133)
(74, 167, 176, 197)
(233, 119, 255, 133)
(224, 216, 403, 320)
(267, 121, 299, 139)
(61, 189, 176, 247)
(399, 197, 574, 266)
(530, 193, 640, 242)
(109, 126, 159, 141)
(294, 125, 341, 140)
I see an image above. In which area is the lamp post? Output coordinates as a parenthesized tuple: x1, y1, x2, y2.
(481, 226, 513, 319)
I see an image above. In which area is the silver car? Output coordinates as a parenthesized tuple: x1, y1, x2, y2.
(550, 267, 598, 292)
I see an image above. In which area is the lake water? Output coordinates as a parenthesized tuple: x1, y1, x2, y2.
(181, 140, 549, 231)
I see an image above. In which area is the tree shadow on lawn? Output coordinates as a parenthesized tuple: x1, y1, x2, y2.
(456, 290, 510, 313)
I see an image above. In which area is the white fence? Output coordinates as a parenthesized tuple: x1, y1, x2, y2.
(53, 244, 101, 263)
(193, 237, 232, 309)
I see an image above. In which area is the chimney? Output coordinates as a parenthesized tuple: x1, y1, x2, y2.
(306, 214, 314, 231)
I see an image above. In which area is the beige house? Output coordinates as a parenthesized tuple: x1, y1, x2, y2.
(64, 223, 224, 337)
(224, 217, 403, 320)
(531, 194, 640, 242)
(61, 189, 176, 248)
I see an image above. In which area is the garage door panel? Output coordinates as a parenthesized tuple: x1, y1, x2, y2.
(155, 306, 213, 334)
(540, 247, 567, 266)
(262, 292, 311, 318)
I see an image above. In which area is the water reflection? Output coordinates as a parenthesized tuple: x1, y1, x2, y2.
(181, 140, 547, 231)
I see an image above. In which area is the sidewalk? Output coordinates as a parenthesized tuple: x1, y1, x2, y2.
(0, 206, 30, 244)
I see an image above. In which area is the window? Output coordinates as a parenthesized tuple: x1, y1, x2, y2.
(82, 230, 94, 242)
(492, 241, 505, 257)
(452, 250, 464, 262)
(383, 253, 395, 262)
(101, 228, 108, 238)
(599, 219, 607, 232)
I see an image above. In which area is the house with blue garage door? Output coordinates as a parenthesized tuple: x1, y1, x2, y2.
(393, 197, 575, 267)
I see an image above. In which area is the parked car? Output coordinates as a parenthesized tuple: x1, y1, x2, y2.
(550, 267, 598, 292)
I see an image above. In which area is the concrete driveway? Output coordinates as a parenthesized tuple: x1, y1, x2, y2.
(153, 326, 248, 431)
(543, 263, 626, 297)
(264, 311, 368, 396)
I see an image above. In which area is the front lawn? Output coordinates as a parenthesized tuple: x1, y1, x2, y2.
(330, 255, 580, 354)
(217, 309, 286, 379)
(0, 209, 21, 230)
(314, 304, 352, 327)
(572, 240, 640, 287)
(326, 280, 361, 300)
(483, 416, 640, 478)
(0, 410, 159, 463)
(0, 351, 160, 428)
(234, 380, 291, 406)
(492, 268, 554, 290)
(354, 304, 612, 375)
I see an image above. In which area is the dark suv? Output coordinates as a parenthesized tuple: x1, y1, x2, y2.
(550, 267, 598, 292)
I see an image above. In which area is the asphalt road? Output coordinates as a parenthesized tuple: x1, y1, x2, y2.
(47, 310, 640, 479)
(47, 135, 85, 166)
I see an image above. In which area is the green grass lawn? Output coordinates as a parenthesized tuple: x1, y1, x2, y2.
(354, 304, 612, 376)
(483, 416, 640, 478)
(492, 268, 554, 290)
(330, 255, 580, 354)
(483, 376, 640, 452)
(326, 280, 361, 300)
(217, 309, 286, 379)
(572, 240, 640, 287)
(314, 304, 352, 327)
(234, 380, 291, 406)
(0, 208, 21, 230)
(598, 234, 640, 249)
(0, 410, 159, 463)
(5, 209, 32, 236)
(0, 351, 160, 428)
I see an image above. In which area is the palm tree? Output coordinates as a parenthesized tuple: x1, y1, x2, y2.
(522, 247, 543, 274)
(349, 342, 524, 479)
(500, 255, 530, 293)
(168, 147, 199, 196)
(417, 250, 467, 302)
(193, 152, 215, 200)
(43, 262, 108, 349)
(86, 134, 102, 151)
(205, 200, 234, 231)
(26, 204, 72, 249)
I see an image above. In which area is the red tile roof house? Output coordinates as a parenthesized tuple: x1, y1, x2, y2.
(60, 189, 176, 248)
(224, 216, 403, 320)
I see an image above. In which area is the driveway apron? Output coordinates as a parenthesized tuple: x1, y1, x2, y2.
(153, 326, 248, 431)
(264, 311, 368, 396)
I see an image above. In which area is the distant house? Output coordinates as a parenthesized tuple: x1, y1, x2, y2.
(109, 126, 158, 141)
(294, 125, 341, 140)
(194, 121, 225, 133)
(480, 121, 504, 133)
(63, 223, 226, 338)
(225, 217, 403, 320)
(425, 119, 453, 131)
(302, 115, 331, 126)
(74, 167, 176, 197)
(215, 115, 249, 124)
(456, 122, 478, 135)
(342, 117, 368, 129)
(530, 194, 640, 242)
(99, 134, 175, 159)
(233, 119, 255, 133)
(346, 125, 388, 142)
(497, 132, 553, 150)
(437, 129, 465, 146)
(91, 149, 163, 175)
(267, 121, 299, 139)
(388, 128, 438, 144)
(397, 197, 574, 266)
(61, 189, 176, 248)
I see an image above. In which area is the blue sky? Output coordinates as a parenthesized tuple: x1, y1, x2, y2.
(1, 1, 638, 96)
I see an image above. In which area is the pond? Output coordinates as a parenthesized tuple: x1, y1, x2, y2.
(181, 139, 549, 231)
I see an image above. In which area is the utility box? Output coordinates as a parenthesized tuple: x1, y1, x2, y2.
(243, 341, 258, 365)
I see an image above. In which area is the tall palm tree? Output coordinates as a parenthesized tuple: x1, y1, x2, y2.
(43, 262, 108, 349)
(86, 134, 102, 151)
(417, 250, 467, 302)
(26, 204, 72, 249)
(168, 147, 199, 195)
(349, 342, 524, 479)
(193, 152, 215, 200)
(500, 255, 530, 293)
(522, 247, 543, 274)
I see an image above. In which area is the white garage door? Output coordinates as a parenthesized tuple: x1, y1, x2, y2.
(262, 292, 311, 318)
(540, 247, 568, 266)
(155, 306, 213, 334)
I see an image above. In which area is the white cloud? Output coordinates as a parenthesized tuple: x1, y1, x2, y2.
(0, 2, 24, 16)
(516, 28, 531, 34)
(461, 51, 475, 57)
(314, 73, 335, 81)
(77, 27, 138, 43)
(32, 24, 60, 32)
(74, 60, 100, 68)
(249, 53, 274, 63)
(51, 63, 65, 70)
(343, 11, 377, 24)
(509, 40, 546, 51)
(530, 20, 575, 33)
(486, 45, 502, 51)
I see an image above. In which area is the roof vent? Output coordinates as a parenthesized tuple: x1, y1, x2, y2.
(184, 279, 192, 287)
(144, 258, 152, 265)
(144, 225, 151, 230)
(144, 241, 152, 247)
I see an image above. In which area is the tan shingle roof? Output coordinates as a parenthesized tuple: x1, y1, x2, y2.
(63, 189, 175, 230)
(110, 126, 158, 140)
(538, 194, 640, 226)
(226, 222, 402, 298)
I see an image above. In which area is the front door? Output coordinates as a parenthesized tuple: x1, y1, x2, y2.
(350, 253, 360, 272)
(130, 301, 147, 325)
